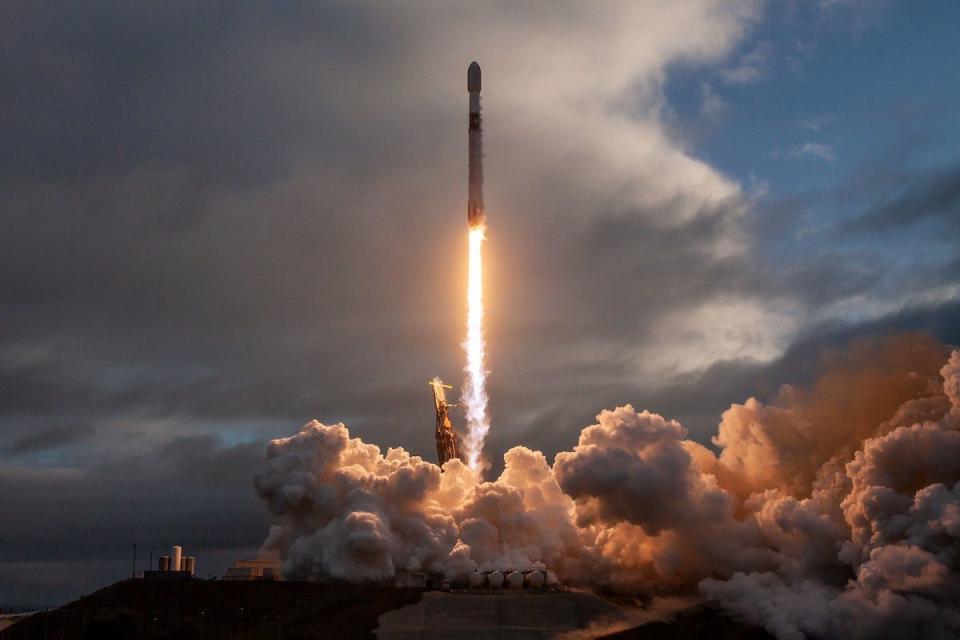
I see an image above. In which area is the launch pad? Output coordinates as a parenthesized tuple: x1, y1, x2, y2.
(376, 590, 627, 640)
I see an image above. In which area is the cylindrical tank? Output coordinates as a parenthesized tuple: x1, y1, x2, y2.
(506, 571, 524, 589)
(524, 571, 545, 588)
(159, 556, 171, 571)
(171, 546, 182, 572)
(487, 571, 504, 588)
(545, 570, 559, 587)
(181, 556, 196, 576)
(468, 571, 485, 588)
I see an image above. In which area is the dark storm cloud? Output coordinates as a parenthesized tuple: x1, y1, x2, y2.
(0, 433, 270, 605)
(579, 201, 749, 303)
(0, 435, 268, 558)
(577, 195, 886, 314)
(3, 423, 96, 455)
(0, 436, 267, 606)
(0, 3, 403, 183)
(841, 162, 960, 234)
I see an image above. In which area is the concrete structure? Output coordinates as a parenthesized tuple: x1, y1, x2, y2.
(461, 568, 556, 591)
(505, 571, 524, 589)
(524, 571, 545, 588)
(222, 557, 283, 581)
(142, 545, 195, 580)
(395, 571, 427, 589)
(376, 591, 627, 640)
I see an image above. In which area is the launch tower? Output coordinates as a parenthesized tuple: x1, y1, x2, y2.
(430, 377, 464, 467)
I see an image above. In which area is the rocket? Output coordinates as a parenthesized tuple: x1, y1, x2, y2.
(467, 61, 484, 227)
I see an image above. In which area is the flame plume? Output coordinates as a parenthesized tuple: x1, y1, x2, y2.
(461, 225, 489, 471)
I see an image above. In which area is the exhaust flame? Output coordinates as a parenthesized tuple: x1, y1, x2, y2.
(461, 224, 489, 471)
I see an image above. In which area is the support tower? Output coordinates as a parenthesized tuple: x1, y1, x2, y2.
(430, 377, 464, 467)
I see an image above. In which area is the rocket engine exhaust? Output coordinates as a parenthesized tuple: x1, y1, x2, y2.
(461, 62, 490, 471)
(462, 225, 488, 471)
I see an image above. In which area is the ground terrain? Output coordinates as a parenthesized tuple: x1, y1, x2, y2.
(0, 580, 773, 639)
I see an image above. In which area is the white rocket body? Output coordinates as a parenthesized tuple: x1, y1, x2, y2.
(467, 61, 484, 227)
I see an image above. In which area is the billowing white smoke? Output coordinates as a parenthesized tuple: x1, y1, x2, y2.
(254, 425, 594, 582)
(255, 337, 960, 639)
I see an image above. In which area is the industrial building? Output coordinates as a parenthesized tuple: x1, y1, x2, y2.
(222, 557, 283, 581)
(465, 568, 558, 590)
(395, 568, 559, 591)
(142, 545, 196, 580)
(394, 571, 429, 589)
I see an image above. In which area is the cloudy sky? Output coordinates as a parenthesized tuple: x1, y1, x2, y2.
(2, 1, 959, 607)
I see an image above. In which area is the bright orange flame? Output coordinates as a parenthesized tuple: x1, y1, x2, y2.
(462, 224, 489, 471)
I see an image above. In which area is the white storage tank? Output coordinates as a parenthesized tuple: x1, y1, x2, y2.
(181, 556, 196, 576)
(171, 546, 182, 572)
(158, 556, 171, 571)
(545, 570, 559, 587)
(524, 570, 545, 588)
(487, 571, 504, 588)
(468, 571, 485, 588)
(506, 571, 524, 589)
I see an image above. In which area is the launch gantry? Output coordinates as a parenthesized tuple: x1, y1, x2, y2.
(429, 377, 465, 468)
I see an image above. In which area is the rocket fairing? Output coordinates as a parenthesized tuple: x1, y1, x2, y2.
(467, 61, 484, 227)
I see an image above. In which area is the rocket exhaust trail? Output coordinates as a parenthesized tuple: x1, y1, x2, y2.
(462, 61, 489, 472)
(462, 225, 488, 471)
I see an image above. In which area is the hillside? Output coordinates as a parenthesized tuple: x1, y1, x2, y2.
(0, 579, 422, 640)
(1, 579, 777, 639)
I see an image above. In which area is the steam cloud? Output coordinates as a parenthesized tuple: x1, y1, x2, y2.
(255, 335, 960, 639)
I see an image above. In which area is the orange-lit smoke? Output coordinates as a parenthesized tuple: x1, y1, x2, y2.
(461, 225, 489, 471)
(257, 337, 960, 638)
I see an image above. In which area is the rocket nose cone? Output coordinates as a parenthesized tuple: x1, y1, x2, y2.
(468, 61, 481, 92)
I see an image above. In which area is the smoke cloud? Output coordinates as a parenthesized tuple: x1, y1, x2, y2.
(255, 336, 960, 639)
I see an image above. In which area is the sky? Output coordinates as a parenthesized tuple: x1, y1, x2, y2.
(1, 1, 959, 608)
